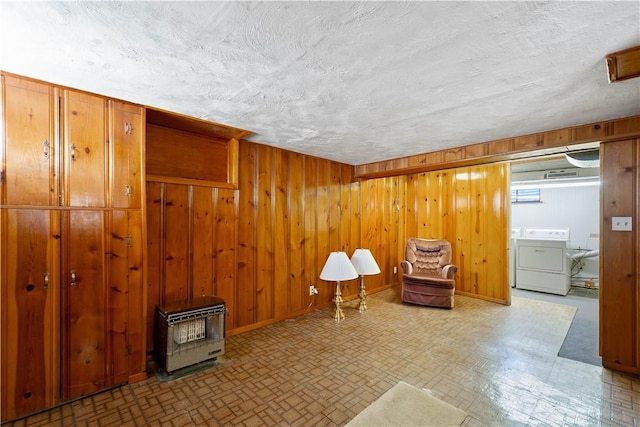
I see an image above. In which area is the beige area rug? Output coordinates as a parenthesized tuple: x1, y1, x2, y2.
(346, 381, 467, 427)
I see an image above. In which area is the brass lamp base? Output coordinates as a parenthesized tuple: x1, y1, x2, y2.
(333, 281, 345, 322)
(357, 275, 367, 313)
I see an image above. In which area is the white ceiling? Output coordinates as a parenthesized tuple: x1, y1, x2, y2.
(1, 1, 639, 166)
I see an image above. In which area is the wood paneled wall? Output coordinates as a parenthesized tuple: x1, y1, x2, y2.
(360, 176, 404, 289)
(146, 141, 378, 348)
(235, 143, 363, 330)
(146, 141, 512, 348)
(355, 115, 640, 179)
(404, 163, 511, 304)
(600, 139, 640, 373)
(146, 183, 237, 349)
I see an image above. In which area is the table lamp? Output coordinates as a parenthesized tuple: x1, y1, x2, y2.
(320, 251, 358, 322)
(350, 249, 381, 312)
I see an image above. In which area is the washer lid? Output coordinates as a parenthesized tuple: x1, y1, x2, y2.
(521, 227, 570, 241)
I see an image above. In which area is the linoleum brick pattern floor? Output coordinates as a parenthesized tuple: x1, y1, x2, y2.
(7, 287, 640, 426)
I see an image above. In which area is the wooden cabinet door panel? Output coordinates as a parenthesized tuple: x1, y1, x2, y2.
(1, 209, 60, 420)
(2, 74, 146, 420)
(124, 210, 145, 379)
(2, 76, 57, 206)
(62, 91, 107, 207)
(110, 101, 143, 209)
(61, 210, 107, 400)
(108, 210, 144, 384)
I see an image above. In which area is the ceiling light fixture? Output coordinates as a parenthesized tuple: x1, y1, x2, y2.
(512, 177, 600, 190)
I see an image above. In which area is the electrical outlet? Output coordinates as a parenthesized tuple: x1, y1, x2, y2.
(612, 217, 633, 231)
(309, 285, 318, 296)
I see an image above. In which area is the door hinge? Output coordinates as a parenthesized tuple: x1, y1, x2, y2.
(125, 185, 132, 197)
(124, 122, 133, 135)
(125, 236, 132, 247)
(125, 343, 132, 356)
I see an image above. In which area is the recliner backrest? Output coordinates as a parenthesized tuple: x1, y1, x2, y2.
(406, 238, 452, 276)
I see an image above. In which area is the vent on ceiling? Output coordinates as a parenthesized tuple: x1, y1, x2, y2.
(544, 170, 578, 179)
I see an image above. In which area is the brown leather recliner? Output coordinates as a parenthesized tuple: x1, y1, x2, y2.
(400, 238, 458, 308)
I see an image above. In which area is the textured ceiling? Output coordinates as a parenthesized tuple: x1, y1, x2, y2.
(1, 1, 639, 165)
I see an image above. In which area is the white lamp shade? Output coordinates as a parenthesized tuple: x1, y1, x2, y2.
(320, 252, 358, 281)
(351, 248, 381, 276)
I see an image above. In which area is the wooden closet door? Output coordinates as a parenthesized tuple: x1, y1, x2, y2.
(1, 209, 60, 421)
(108, 210, 144, 383)
(110, 101, 143, 209)
(1, 75, 57, 206)
(61, 210, 108, 400)
(61, 90, 107, 208)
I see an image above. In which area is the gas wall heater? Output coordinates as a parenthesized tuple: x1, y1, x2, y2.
(154, 296, 225, 374)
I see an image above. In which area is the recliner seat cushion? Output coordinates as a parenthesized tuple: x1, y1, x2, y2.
(403, 273, 454, 288)
(402, 281, 455, 308)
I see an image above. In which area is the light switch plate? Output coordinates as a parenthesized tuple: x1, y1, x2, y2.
(612, 217, 633, 231)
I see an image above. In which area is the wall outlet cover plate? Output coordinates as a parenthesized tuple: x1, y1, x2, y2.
(612, 216, 633, 231)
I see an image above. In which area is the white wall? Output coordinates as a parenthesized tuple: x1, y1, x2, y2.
(511, 185, 600, 250)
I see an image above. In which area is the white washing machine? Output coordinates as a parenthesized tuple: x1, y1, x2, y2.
(515, 227, 570, 295)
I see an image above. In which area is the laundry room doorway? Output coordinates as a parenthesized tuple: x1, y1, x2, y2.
(509, 145, 601, 366)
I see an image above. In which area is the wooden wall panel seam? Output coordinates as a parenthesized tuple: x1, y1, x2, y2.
(187, 186, 193, 301)
(212, 187, 218, 297)
(160, 183, 167, 306)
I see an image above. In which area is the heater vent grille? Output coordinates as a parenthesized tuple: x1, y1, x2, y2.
(544, 170, 578, 179)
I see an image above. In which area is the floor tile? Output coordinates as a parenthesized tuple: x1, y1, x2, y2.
(5, 287, 640, 426)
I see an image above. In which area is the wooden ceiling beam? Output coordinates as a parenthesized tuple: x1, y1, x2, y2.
(606, 45, 640, 83)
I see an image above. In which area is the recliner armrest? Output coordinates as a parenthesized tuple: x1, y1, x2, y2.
(400, 260, 413, 275)
(442, 264, 457, 279)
